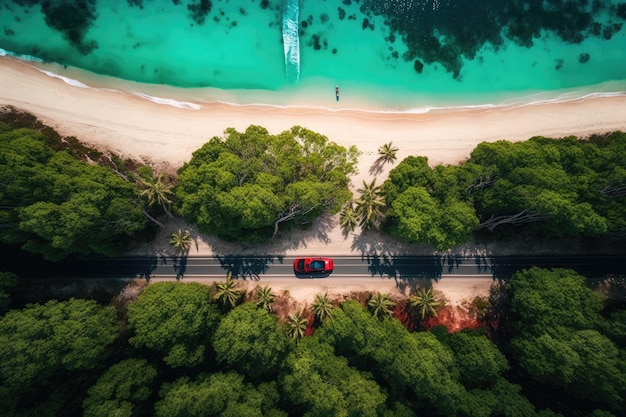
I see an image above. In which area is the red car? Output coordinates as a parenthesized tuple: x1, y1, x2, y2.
(293, 257, 334, 275)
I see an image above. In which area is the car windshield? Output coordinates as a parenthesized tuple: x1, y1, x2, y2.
(296, 259, 305, 270)
(311, 260, 325, 270)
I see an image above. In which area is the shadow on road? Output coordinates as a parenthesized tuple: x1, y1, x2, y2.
(217, 255, 283, 280)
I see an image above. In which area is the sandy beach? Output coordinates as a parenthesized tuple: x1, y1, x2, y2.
(2, 56, 625, 305)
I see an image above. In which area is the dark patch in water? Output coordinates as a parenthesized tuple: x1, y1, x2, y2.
(187, 0, 212, 25)
(578, 52, 590, 63)
(36, 0, 99, 54)
(332, 48, 337, 54)
(338, 7, 346, 20)
(413, 60, 424, 74)
(239, 7, 247, 16)
(359, 0, 626, 79)
(4, 28, 15, 36)
(320, 13, 329, 24)
(555, 58, 564, 70)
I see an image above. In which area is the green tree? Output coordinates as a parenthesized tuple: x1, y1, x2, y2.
(355, 179, 386, 230)
(127, 282, 221, 368)
(155, 372, 286, 417)
(339, 202, 359, 232)
(376, 141, 399, 166)
(213, 303, 289, 380)
(287, 310, 308, 341)
(169, 229, 191, 254)
(214, 272, 242, 309)
(176, 125, 359, 242)
(435, 328, 510, 389)
(382, 156, 478, 250)
(0, 126, 148, 260)
(508, 268, 626, 410)
(0, 272, 18, 313)
(311, 293, 334, 324)
(0, 298, 119, 391)
(367, 292, 396, 320)
(255, 286, 275, 312)
(82, 358, 157, 417)
(318, 301, 466, 416)
(408, 288, 441, 320)
(281, 337, 386, 417)
(138, 171, 175, 219)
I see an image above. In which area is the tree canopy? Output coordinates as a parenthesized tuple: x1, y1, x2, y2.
(382, 156, 479, 250)
(507, 267, 626, 411)
(175, 125, 359, 242)
(127, 282, 221, 368)
(212, 303, 290, 380)
(0, 298, 119, 391)
(0, 124, 149, 260)
(82, 358, 157, 417)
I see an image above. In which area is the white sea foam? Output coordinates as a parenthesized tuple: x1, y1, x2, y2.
(133, 91, 202, 110)
(38, 69, 90, 88)
(0, 47, 43, 62)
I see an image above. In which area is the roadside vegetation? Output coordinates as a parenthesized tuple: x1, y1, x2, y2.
(0, 268, 624, 416)
(1, 108, 625, 415)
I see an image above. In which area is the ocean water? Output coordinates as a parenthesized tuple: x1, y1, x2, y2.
(1, 0, 626, 111)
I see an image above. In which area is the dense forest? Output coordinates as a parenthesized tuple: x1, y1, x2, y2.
(1, 108, 625, 416)
(0, 268, 625, 416)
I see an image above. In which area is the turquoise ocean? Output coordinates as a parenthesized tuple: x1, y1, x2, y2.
(1, 0, 626, 111)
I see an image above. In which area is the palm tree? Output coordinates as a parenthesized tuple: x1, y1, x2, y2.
(287, 310, 308, 341)
(376, 141, 399, 166)
(367, 293, 396, 320)
(255, 286, 275, 312)
(214, 272, 241, 309)
(355, 179, 385, 231)
(311, 293, 334, 323)
(138, 172, 175, 218)
(169, 229, 191, 255)
(339, 202, 359, 232)
(409, 288, 441, 320)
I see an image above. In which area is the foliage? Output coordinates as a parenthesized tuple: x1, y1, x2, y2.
(169, 229, 191, 254)
(137, 171, 175, 219)
(255, 285, 276, 312)
(383, 156, 479, 250)
(339, 202, 359, 232)
(508, 268, 626, 411)
(311, 293, 334, 323)
(468, 134, 626, 237)
(355, 179, 386, 231)
(280, 337, 386, 417)
(155, 372, 286, 417)
(175, 125, 359, 242)
(0, 125, 148, 260)
(82, 358, 157, 417)
(213, 303, 290, 380)
(435, 328, 510, 389)
(376, 141, 399, 166)
(0, 298, 119, 391)
(127, 282, 221, 368)
(408, 288, 441, 320)
(214, 272, 242, 309)
(318, 300, 467, 415)
(286, 310, 308, 340)
(367, 292, 396, 319)
(0, 272, 18, 313)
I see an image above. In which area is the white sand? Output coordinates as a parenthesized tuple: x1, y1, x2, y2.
(2, 56, 625, 306)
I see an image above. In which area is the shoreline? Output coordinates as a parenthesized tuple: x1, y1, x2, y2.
(2, 56, 626, 169)
(3, 55, 626, 305)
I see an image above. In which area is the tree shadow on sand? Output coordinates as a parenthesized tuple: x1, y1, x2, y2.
(202, 214, 337, 257)
(216, 255, 283, 281)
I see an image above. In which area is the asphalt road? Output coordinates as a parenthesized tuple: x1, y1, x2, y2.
(143, 255, 625, 282)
